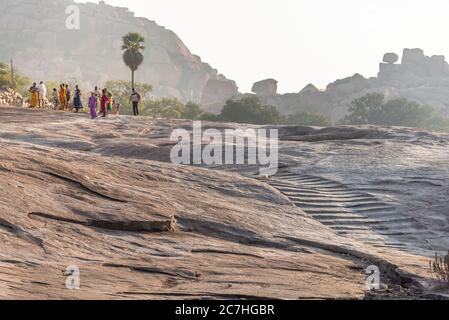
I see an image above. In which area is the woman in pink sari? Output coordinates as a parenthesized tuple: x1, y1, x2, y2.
(88, 92, 98, 119)
(100, 89, 109, 117)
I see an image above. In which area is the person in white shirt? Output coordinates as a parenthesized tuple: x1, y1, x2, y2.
(129, 88, 141, 116)
(37, 81, 47, 108)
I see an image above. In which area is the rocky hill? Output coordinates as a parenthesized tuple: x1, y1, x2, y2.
(252, 49, 449, 122)
(0, 0, 238, 104)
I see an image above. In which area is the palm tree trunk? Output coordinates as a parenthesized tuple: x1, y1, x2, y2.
(131, 70, 135, 90)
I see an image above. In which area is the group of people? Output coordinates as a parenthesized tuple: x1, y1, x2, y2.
(29, 82, 142, 119)
(51, 83, 80, 112)
(29, 81, 47, 108)
(87, 87, 116, 119)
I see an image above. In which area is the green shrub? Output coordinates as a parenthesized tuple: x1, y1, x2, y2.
(0, 62, 30, 96)
(219, 96, 284, 125)
(285, 111, 332, 126)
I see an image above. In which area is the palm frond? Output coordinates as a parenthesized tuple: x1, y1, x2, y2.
(122, 32, 145, 73)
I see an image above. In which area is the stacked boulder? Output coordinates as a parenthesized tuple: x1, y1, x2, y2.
(0, 89, 24, 107)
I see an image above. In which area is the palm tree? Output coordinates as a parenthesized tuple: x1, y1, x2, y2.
(122, 32, 145, 90)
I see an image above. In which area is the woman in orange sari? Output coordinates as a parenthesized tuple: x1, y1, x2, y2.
(59, 84, 67, 111)
(29, 83, 39, 108)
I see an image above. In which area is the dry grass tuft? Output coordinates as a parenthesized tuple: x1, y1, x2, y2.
(429, 251, 449, 288)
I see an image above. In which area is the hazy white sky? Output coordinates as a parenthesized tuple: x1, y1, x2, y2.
(85, 0, 449, 93)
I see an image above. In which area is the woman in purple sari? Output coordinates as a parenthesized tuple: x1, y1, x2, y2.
(88, 92, 98, 119)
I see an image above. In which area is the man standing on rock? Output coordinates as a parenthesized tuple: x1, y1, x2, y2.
(130, 88, 141, 116)
(37, 81, 47, 108)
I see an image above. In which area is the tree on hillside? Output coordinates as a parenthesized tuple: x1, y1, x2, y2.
(341, 93, 385, 125)
(378, 98, 433, 128)
(0, 62, 30, 95)
(105, 80, 152, 115)
(0, 63, 9, 89)
(45, 80, 60, 92)
(286, 111, 332, 126)
(200, 112, 221, 122)
(219, 96, 284, 125)
(141, 98, 209, 120)
(341, 93, 449, 132)
(146, 98, 186, 119)
(122, 32, 145, 90)
(183, 101, 204, 120)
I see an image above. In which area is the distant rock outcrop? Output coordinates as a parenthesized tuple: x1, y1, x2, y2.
(383, 52, 399, 64)
(299, 83, 319, 95)
(252, 79, 278, 96)
(200, 76, 239, 112)
(0, 0, 239, 104)
(252, 48, 449, 122)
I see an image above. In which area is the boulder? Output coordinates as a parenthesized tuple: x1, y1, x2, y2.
(378, 63, 402, 79)
(299, 83, 320, 95)
(383, 53, 399, 64)
(326, 74, 368, 92)
(252, 79, 278, 96)
(428, 55, 449, 76)
(201, 78, 239, 112)
(401, 48, 426, 65)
